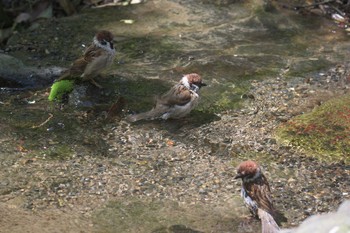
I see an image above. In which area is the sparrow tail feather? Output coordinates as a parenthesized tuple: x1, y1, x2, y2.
(258, 209, 280, 233)
(56, 71, 74, 81)
(126, 109, 160, 122)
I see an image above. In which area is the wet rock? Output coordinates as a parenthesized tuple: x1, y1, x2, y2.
(0, 53, 64, 89)
(68, 85, 90, 107)
(281, 200, 350, 233)
(66, 81, 120, 109)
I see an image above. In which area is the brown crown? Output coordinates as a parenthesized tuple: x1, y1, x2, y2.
(236, 160, 260, 176)
(185, 73, 203, 85)
(95, 30, 114, 42)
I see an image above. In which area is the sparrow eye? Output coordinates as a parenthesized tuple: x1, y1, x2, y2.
(101, 40, 107, 46)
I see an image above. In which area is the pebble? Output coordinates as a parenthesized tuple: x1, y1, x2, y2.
(1, 64, 349, 230)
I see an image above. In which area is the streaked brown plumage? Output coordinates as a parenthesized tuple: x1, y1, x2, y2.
(235, 160, 280, 233)
(126, 73, 206, 122)
(57, 30, 116, 88)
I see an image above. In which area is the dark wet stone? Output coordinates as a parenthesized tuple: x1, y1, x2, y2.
(0, 53, 63, 89)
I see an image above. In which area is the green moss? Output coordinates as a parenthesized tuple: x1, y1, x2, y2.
(92, 198, 243, 233)
(118, 37, 180, 64)
(24, 144, 74, 161)
(116, 78, 170, 111)
(93, 199, 186, 233)
(286, 58, 334, 77)
(48, 80, 74, 101)
(43, 145, 74, 160)
(276, 94, 350, 162)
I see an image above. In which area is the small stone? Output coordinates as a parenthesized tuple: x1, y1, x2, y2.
(199, 188, 208, 195)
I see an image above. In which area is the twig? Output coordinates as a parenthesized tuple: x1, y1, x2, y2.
(295, 0, 336, 9)
(31, 113, 53, 129)
(330, 4, 345, 15)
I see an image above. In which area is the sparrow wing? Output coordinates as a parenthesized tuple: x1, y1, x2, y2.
(68, 57, 89, 76)
(83, 44, 105, 61)
(244, 175, 275, 216)
(59, 45, 104, 79)
(55, 55, 88, 80)
(158, 84, 192, 106)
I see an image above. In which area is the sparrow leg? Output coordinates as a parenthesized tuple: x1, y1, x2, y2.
(89, 78, 103, 88)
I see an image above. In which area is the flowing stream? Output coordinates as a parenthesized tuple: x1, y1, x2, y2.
(0, 1, 349, 232)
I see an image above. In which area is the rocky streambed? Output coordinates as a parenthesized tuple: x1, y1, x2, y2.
(1, 63, 349, 233)
(1, 0, 350, 232)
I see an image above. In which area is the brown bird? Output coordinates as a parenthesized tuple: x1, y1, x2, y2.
(126, 73, 206, 122)
(56, 30, 116, 88)
(235, 160, 280, 233)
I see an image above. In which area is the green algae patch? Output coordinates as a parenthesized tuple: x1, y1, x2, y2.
(276, 94, 350, 162)
(92, 198, 246, 233)
(286, 58, 334, 78)
(26, 144, 75, 161)
(48, 80, 74, 101)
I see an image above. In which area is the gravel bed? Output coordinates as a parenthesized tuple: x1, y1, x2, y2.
(1, 65, 350, 231)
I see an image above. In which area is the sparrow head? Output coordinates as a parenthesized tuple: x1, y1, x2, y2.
(180, 73, 207, 92)
(234, 160, 262, 182)
(94, 30, 115, 51)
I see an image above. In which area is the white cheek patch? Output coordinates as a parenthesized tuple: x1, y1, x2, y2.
(181, 76, 190, 89)
(93, 37, 115, 53)
(93, 37, 100, 47)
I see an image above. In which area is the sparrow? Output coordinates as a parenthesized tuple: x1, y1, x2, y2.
(234, 160, 280, 233)
(126, 73, 206, 122)
(56, 30, 116, 88)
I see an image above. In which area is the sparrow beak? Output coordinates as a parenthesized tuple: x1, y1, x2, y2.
(200, 82, 207, 87)
(234, 173, 242, 179)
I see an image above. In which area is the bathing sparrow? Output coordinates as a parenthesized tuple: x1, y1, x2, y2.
(235, 160, 280, 233)
(56, 30, 116, 88)
(126, 73, 206, 122)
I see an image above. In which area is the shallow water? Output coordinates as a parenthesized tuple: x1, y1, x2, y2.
(1, 0, 350, 232)
(1, 1, 349, 157)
